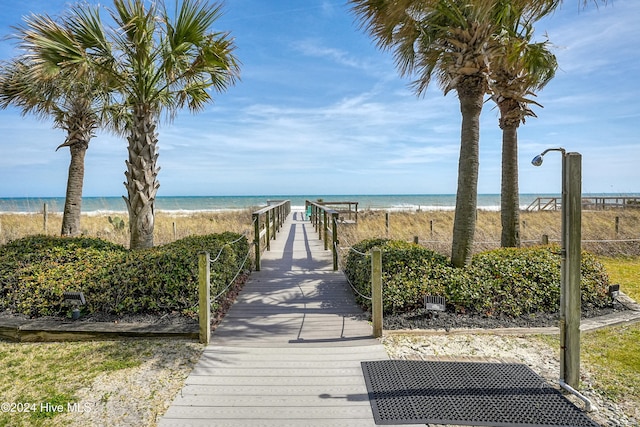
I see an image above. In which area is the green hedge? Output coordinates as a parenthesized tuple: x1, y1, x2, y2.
(344, 239, 611, 316)
(0, 233, 250, 318)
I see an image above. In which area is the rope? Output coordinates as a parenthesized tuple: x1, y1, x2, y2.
(210, 229, 252, 263)
(415, 238, 640, 245)
(211, 241, 254, 301)
(342, 267, 373, 301)
(348, 245, 369, 256)
(582, 239, 640, 243)
(332, 240, 373, 301)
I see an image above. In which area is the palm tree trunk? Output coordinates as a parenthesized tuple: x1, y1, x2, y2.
(61, 141, 88, 237)
(124, 104, 160, 250)
(500, 123, 521, 247)
(451, 77, 484, 268)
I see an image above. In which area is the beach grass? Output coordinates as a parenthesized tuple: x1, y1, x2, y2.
(337, 209, 640, 257)
(0, 209, 256, 247)
(2, 208, 638, 252)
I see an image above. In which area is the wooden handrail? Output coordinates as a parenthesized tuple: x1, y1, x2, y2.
(527, 196, 640, 211)
(252, 200, 291, 271)
(305, 200, 339, 270)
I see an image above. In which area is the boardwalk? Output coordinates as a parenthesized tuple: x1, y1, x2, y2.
(159, 209, 399, 427)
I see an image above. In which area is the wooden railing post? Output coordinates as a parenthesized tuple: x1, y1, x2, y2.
(253, 213, 261, 271)
(199, 252, 211, 345)
(323, 210, 329, 249)
(332, 212, 339, 271)
(265, 211, 271, 251)
(272, 206, 278, 235)
(371, 247, 383, 338)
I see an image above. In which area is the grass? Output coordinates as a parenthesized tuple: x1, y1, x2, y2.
(583, 256, 640, 415)
(582, 324, 640, 412)
(2, 208, 639, 256)
(600, 256, 640, 301)
(0, 210, 255, 248)
(0, 339, 202, 427)
(339, 209, 640, 257)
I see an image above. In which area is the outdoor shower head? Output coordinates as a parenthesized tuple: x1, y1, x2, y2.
(531, 147, 566, 167)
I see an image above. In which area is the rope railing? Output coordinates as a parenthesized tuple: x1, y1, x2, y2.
(197, 235, 253, 345)
(332, 236, 381, 336)
(210, 241, 254, 301)
(412, 236, 640, 247)
(341, 249, 373, 302)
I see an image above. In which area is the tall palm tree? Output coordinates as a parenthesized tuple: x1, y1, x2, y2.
(0, 52, 108, 236)
(20, 0, 240, 249)
(351, 0, 515, 266)
(491, 23, 557, 247)
(351, 0, 561, 266)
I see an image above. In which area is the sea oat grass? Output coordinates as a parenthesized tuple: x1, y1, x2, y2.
(2, 208, 638, 254)
(0, 209, 255, 248)
(338, 209, 640, 256)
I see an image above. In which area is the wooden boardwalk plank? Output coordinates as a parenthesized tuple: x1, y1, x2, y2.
(162, 406, 374, 420)
(159, 209, 391, 427)
(176, 384, 374, 397)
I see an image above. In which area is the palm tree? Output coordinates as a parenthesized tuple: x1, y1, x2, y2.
(350, 0, 516, 266)
(350, 0, 562, 266)
(491, 23, 557, 247)
(0, 52, 108, 236)
(20, 0, 240, 249)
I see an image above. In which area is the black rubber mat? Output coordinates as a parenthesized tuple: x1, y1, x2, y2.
(361, 360, 600, 426)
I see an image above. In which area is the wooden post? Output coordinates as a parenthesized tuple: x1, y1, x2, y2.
(371, 247, 383, 338)
(265, 211, 271, 251)
(332, 212, 339, 271)
(173, 222, 177, 241)
(385, 212, 389, 236)
(43, 203, 48, 233)
(430, 220, 433, 238)
(615, 216, 620, 236)
(413, 236, 419, 244)
(253, 213, 261, 271)
(198, 252, 211, 345)
(563, 152, 582, 389)
(541, 234, 549, 245)
(323, 210, 329, 249)
(272, 207, 277, 235)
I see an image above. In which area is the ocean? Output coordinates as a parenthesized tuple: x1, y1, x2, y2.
(0, 194, 577, 213)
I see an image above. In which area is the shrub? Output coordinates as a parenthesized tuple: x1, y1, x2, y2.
(0, 233, 250, 317)
(344, 239, 612, 316)
(344, 238, 450, 313)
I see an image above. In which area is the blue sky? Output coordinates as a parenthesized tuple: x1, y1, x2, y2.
(0, 0, 638, 197)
